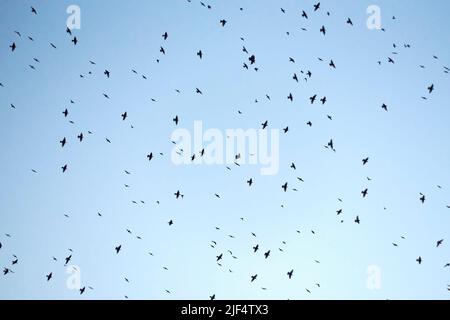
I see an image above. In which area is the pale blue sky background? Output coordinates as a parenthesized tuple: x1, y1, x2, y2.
(0, 0, 450, 299)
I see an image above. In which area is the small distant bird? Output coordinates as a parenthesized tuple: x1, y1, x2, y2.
(419, 193, 426, 204)
(121, 112, 127, 121)
(314, 2, 320, 11)
(46, 273, 52, 281)
(220, 19, 227, 27)
(361, 189, 368, 198)
(71, 37, 78, 45)
(31, 6, 37, 14)
(10, 42, 16, 51)
(162, 32, 168, 40)
(287, 269, 294, 279)
(251, 274, 258, 282)
(115, 245, 122, 254)
(416, 256, 422, 264)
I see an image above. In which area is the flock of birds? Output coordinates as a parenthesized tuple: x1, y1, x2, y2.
(1, 2, 450, 299)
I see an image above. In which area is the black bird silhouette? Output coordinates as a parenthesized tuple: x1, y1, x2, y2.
(282, 182, 288, 192)
(287, 93, 293, 101)
(361, 189, 368, 198)
(436, 239, 444, 247)
(347, 18, 353, 25)
(251, 274, 258, 282)
(72, 37, 78, 45)
(354, 216, 360, 224)
(261, 120, 268, 129)
(264, 250, 270, 259)
(46, 272, 52, 281)
(287, 269, 294, 279)
(60, 137, 67, 147)
(10, 42, 16, 51)
(247, 178, 253, 186)
(381, 103, 388, 111)
(160, 46, 165, 55)
(77, 133, 83, 142)
(302, 11, 308, 19)
(162, 32, 168, 40)
(216, 254, 223, 261)
(220, 19, 227, 27)
(197, 50, 203, 59)
(310, 94, 317, 104)
(173, 115, 179, 125)
(327, 139, 335, 151)
(253, 244, 259, 253)
(147, 153, 153, 161)
(61, 164, 68, 173)
(174, 190, 183, 199)
(104, 70, 110, 78)
(428, 84, 434, 93)
(362, 157, 369, 165)
(80, 287, 85, 295)
(121, 112, 127, 121)
(115, 245, 122, 254)
(416, 256, 422, 264)
(64, 255, 72, 265)
(320, 26, 326, 35)
(329, 60, 336, 68)
(31, 6, 37, 14)
(420, 193, 426, 203)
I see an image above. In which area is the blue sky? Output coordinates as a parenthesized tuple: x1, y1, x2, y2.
(1, 0, 450, 299)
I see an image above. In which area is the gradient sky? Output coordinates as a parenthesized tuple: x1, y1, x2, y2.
(1, 0, 450, 300)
